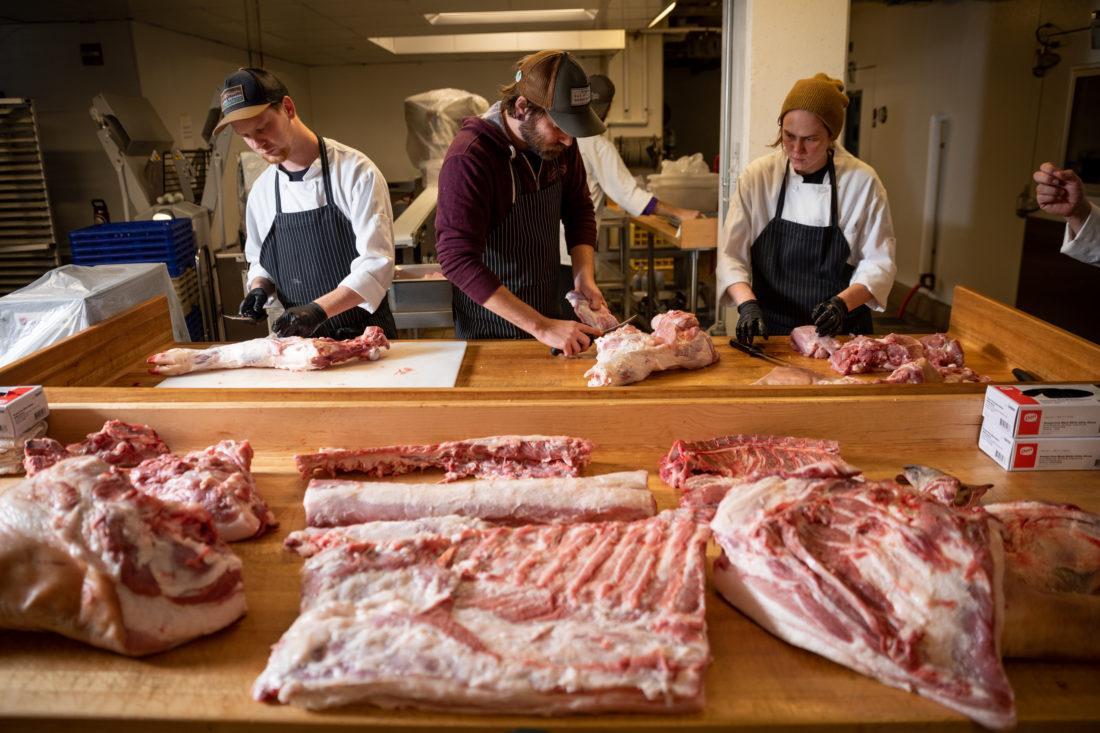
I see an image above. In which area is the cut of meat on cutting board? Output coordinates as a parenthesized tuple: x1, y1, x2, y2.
(155, 341, 467, 389)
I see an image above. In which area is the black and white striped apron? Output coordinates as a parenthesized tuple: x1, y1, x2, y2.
(452, 157, 563, 339)
(258, 136, 397, 340)
(750, 151, 873, 336)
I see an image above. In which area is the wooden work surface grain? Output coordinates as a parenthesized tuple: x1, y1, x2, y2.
(1, 397, 1098, 732)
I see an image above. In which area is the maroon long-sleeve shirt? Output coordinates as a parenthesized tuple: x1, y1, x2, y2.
(434, 104, 597, 305)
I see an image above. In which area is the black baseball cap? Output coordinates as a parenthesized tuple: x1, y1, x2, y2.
(512, 50, 605, 138)
(588, 74, 615, 121)
(213, 67, 289, 134)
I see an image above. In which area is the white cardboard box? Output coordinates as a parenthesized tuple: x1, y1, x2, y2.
(979, 427, 1100, 471)
(0, 386, 49, 439)
(982, 384, 1100, 439)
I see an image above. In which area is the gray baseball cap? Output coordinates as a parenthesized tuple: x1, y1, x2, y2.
(513, 50, 605, 138)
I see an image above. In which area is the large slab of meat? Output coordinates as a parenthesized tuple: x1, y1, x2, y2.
(985, 500, 1100, 595)
(710, 475, 1015, 729)
(585, 311, 718, 387)
(147, 329, 390, 376)
(285, 516, 493, 557)
(789, 325, 841, 358)
(254, 510, 710, 713)
(304, 471, 656, 527)
(130, 440, 277, 542)
(295, 435, 593, 481)
(566, 289, 618, 331)
(23, 419, 170, 475)
(0, 455, 246, 655)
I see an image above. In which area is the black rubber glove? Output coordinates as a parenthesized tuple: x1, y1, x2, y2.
(735, 299, 768, 346)
(812, 296, 848, 336)
(238, 287, 269, 321)
(273, 302, 328, 337)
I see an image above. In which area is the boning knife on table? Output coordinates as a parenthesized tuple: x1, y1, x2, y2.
(727, 338, 796, 367)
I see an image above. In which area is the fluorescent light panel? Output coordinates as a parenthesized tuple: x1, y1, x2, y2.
(424, 9, 598, 25)
(647, 1, 676, 28)
(369, 29, 625, 55)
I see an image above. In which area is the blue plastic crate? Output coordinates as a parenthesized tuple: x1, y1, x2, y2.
(183, 307, 204, 341)
(69, 219, 196, 277)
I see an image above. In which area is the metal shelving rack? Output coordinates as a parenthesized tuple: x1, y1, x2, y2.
(0, 98, 60, 296)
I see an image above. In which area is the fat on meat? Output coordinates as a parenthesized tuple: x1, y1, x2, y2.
(585, 311, 718, 387)
(130, 440, 277, 542)
(985, 501, 1100, 596)
(660, 434, 861, 489)
(304, 471, 656, 527)
(254, 510, 710, 714)
(23, 419, 170, 476)
(0, 455, 246, 655)
(789, 325, 841, 358)
(565, 290, 618, 331)
(284, 516, 494, 557)
(710, 475, 1015, 729)
(295, 435, 593, 481)
(896, 464, 992, 508)
(147, 330, 390, 376)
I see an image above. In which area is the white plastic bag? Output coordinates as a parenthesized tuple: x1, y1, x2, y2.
(405, 89, 489, 184)
(659, 153, 711, 175)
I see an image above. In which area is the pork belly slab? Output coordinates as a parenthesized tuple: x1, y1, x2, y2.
(710, 475, 1015, 729)
(130, 440, 277, 542)
(0, 456, 245, 655)
(255, 510, 710, 714)
(23, 419, 170, 475)
(147, 329, 390, 376)
(295, 435, 593, 481)
(304, 471, 656, 527)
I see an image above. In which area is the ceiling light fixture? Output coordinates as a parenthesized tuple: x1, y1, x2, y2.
(424, 9, 598, 26)
(369, 29, 625, 55)
(647, 2, 676, 29)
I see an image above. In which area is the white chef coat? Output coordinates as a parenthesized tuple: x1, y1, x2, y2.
(1062, 201, 1100, 267)
(559, 132, 655, 265)
(717, 146, 897, 311)
(244, 137, 395, 311)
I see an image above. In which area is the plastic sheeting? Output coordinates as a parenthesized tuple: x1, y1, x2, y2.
(405, 89, 489, 185)
(659, 153, 711, 175)
(0, 263, 189, 368)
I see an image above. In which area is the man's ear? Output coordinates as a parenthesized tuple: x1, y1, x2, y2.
(513, 96, 528, 122)
(281, 95, 296, 120)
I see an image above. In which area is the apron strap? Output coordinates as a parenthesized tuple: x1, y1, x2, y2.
(318, 136, 334, 205)
(828, 149, 839, 228)
(273, 164, 282, 214)
(776, 160, 791, 218)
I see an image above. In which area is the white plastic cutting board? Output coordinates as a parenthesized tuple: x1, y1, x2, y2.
(155, 340, 467, 389)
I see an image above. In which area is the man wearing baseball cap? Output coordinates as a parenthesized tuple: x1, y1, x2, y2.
(216, 67, 397, 339)
(434, 50, 607, 355)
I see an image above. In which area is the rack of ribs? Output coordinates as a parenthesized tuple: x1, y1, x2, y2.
(585, 310, 718, 387)
(254, 509, 710, 714)
(710, 475, 1016, 729)
(146, 329, 390, 376)
(23, 419, 170, 475)
(0, 455, 246, 655)
(304, 471, 656, 527)
(295, 435, 593, 481)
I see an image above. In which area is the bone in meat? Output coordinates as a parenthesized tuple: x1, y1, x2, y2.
(23, 419, 170, 476)
(585, 311, 718, 387)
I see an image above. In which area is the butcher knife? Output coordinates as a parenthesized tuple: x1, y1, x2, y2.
(551, 314, 639, 356)
(727, 337, 795, 367)
(224, 314, 263, 322)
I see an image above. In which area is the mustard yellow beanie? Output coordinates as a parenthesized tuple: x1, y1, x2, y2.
(778, 73, 848, 140)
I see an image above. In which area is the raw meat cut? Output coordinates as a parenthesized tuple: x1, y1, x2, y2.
(752, 366, 861, 385)
(829, 333, 925, 375)
(147, 330, 390, 376)
(985, 501, 1100, 595)
(877, 359, 990, 384)
(659, 434, 861, 489)
(304, 471, 656, 527)
(254, 510, 710, 713)
(566, 289, 618, 331)
(919, 333, 965, 368)
(789, 325, 841, 358)
(285, 516, 493, 557)
(130, 440, 277, 542)
(295, 435, 592, 481)
(896, 464, 991, 508)
(23, 419, 170, 476)
(0, 455, 246, 655)
(710, 475, 1015, 729)
(585, 311, 718, 387)
(937, 365, 991, 383)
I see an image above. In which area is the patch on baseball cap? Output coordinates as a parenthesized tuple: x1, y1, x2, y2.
(213, 68, 289, 134)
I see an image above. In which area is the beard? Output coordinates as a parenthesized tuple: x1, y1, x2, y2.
(259, 146, 291, 164)
(519, 116, 567, 161)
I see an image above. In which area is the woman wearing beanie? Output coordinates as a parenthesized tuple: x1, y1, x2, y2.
(717, 73, 897, 345)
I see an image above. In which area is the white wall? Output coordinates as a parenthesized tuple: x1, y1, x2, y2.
(849, 0, 1100, 307)
(0, 21, 142, 251)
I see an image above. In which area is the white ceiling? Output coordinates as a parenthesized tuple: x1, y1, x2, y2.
(0, 0, 681, 66)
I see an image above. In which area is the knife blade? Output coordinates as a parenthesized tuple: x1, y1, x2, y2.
(727, 337, 794, 367)
(224, 314, 264, 322)
(551, 314, 638, 356)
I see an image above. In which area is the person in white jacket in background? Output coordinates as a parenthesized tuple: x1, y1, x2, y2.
(718, 73, 897, 346)
(557, 74, 702, 316)
(1032, 162, 1100, 266)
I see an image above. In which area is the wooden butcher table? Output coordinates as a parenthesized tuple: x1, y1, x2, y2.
(0, 394, 1097, 731)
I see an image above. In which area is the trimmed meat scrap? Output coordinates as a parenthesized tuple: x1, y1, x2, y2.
(255, 510, 710, 714)
(0, 455, 246, 655)
(789, 325, 841, 358)
(295, 435, 593, 481)
(147, 330, 390, 376)
(304, 471, 656, 527)
(896, 464, 991, 508)
(829, 333, 925, 375)
(919, 333, 965, 368)
(23, 419, 170, 476)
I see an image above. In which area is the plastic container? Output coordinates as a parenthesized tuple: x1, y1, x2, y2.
(646, 173, 719, 213)
(388, 263, 452, 311)
(69, 220, 196, 277)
